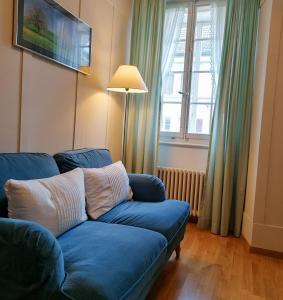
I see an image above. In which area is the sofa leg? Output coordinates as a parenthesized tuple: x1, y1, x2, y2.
(175, 244, 181, 260)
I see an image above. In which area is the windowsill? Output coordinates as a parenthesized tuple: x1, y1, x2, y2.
(159, 138, 209, 149)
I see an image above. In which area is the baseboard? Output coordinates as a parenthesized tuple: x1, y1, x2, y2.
(242, 232, 283, 259)
(250, 246, 283, 259)
(252, 222, 283, 253)
(242, 221, 283, 257)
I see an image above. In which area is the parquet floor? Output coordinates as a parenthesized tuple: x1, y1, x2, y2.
(147, 224, 283, 300)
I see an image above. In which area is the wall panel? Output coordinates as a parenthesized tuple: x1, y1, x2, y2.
(107, 0, 132, 161)
(74, 0, 114, 149)
(265, 7, 283, 226)
(0, 0, 132, 156)
(19, 0, 79, 153)
(0, 0, 21, 152)
(20, 52, 77, 153)
(243, 0, 273, 243)
(243, 0, 283, 252)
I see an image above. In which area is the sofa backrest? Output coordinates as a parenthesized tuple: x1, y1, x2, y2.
(0, 153, 60, 217)
(54, 148, 113, 173)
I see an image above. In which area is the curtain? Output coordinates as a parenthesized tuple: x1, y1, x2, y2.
(211, 0, 226, 99)
(198, 0, 260, 237)
(124, 0, 165, 174)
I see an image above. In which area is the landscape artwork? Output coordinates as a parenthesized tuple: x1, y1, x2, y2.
(14, 0, 92, 73)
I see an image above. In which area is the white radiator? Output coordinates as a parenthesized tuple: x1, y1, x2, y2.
(157, 167, 205, 217)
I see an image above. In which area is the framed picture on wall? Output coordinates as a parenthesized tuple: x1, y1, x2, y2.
(14, 0, 92, 74)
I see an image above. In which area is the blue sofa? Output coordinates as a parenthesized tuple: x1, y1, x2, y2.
(0, 150, 190, 300)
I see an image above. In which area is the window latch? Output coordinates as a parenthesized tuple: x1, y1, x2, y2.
(178, 91, 190, 96)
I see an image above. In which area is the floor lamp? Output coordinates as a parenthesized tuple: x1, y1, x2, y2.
(107, 65, 148, 163)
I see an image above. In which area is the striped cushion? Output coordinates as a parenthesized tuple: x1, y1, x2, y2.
(83, 161, 131, 219)
(5, 168, 87, 237)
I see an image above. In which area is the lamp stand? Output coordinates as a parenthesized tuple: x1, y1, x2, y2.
(122, 90, 129, 164)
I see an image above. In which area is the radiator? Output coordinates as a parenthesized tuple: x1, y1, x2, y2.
(157, 167, 205, 217)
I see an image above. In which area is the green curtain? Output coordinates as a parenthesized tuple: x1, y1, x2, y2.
(124, 0, 165, 174)
(198, 0, 260, 237)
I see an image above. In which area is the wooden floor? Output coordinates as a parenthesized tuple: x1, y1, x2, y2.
(147, 224, 283, 300)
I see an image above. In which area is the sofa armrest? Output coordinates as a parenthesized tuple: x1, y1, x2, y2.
(0, 218, 65, 300)
(128, 174, 166, 202)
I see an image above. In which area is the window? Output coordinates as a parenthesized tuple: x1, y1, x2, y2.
(160, 0, 226, 141)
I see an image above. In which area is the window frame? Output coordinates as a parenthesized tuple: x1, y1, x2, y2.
(160, 0, 215, 143)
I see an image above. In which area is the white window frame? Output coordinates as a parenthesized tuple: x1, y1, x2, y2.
(161, 0, 213, 143)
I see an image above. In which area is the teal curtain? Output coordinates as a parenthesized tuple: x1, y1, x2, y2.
(198, 0, 260, 237)
(124, 0, 165, 174)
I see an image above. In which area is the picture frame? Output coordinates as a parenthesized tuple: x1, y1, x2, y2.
(14, 0, 92, 74)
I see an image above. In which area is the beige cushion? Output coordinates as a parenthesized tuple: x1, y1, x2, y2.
(5, 168, 87, 237)
(83, 161, 132, 219)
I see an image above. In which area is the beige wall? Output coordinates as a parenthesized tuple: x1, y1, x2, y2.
(0, 0, 132, 161)
(243, 0, 283, 252)
(158, 143, 208, 172)
(242, 0, 273, 245)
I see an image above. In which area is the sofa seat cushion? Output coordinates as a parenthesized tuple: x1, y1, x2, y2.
(57, 221, 167, 300)
(98, 200, 190, 245)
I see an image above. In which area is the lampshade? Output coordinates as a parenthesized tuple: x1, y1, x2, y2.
(107, 65, 148, 93)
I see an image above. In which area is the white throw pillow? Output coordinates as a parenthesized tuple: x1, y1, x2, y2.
(83, 161, 132, 219)
(5, 168, 87, 237)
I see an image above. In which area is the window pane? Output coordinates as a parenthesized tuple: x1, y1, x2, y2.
(196, 6, 211, 22)
(160, 103, 181, 132)
(195, 6, 212, 39)
(192, 40, 213, 72)
(163, 73, 184, 99)
(161, 6, 189, 133)
(190, 72, 213, 103)
(188, 4, 217, 135)
(188, 104, 212, 134)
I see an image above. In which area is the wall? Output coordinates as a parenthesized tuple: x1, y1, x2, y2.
(0, 0, 132, 161)
(242, 0, 273, 245)
(243, 0, 283, 252)
(158, 143, 208, 172)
